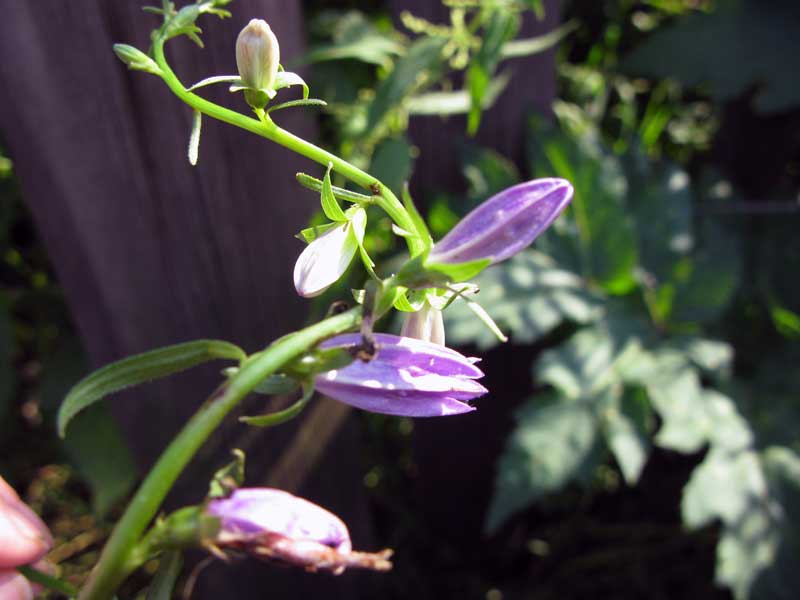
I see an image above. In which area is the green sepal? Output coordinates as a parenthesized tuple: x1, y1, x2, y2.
(113, 44, 163, 76)
(296, 222, 339, 244)
(376, 284, 405, 317)
(240, 383, 314, 428)
(402, 184, 433, 251)
(295, 173, 373, 204)
(58, 339, 246, 437)
(463, 298, 508, 343)
(253, 373, 300, 395)
(393, 289, 425, 312)
(243, 88, 271, 109)
(274, 71, 309, 99)
(207, 449, 245, 499)
(321, 163, 348, 222)
(427, 257, 492, 283)
(286, 348, 353, 378)
(397, 254, 492, 288)
(140, 506, 221, 553)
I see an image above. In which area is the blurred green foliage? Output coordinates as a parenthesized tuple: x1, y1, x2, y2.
(439, 1, 800, 597)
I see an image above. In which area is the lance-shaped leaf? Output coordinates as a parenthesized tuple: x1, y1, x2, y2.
(58, 339, 246, 437)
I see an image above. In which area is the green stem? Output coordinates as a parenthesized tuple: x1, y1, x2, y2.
(152, 38, 425, 257)
(78, 307, 361, 600)
(17, 566, 79, 597)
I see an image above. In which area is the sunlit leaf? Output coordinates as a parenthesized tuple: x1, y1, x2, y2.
(445, 250, 603, 350)
(486, 393, 603, 533)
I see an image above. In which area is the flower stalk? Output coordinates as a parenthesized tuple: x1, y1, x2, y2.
(150, 36, 426, 258)
(78, 307, 361, 600)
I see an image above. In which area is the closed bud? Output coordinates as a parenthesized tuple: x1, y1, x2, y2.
(428, 178, 573, 266)
(236, 19, 280, 107)
(400, 303, 446, 346)
(112, 44, 162, 76)
(206, 488, 392, 574)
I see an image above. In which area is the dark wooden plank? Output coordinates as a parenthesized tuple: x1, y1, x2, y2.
(0, 1, 374, 597)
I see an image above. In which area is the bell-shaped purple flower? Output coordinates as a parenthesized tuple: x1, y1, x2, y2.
(207, 488, 392, 574)
(315, 333, 487, 417)
(427, 178, 573, 265)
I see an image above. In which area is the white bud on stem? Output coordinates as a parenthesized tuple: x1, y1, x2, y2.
(236, 19, 280, 107)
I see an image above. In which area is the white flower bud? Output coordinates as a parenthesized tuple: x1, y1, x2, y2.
(236, 19, 280, 99)
(293, 209, 366, 298)
(400, 303, 446, 346)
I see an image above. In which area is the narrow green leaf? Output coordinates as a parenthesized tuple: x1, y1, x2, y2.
(407, 71, 511, 116)
(501, 20, 577, 59)
(402, 184, 432, 248)
(145, 551, 184, 600)
(320, 163, 347, 222)
(253, 373, 300, 395)
(467, 11, 519, 135)
(295, 172, 372, 204)
(463, 298, 508, 343)
(240, 384, 314, 428)
(188, 110, 201, 166)
(58, 339, 245, 437)
(266, 98, 327, 114)
(17, 567, 78, 598)
(187, 74, 241, 92)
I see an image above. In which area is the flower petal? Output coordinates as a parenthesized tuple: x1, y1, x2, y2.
(207, 488, 351, 553)
(321, 333, 484, 378)
(293, 210, 366, 297)
(429, 178, 573, 265)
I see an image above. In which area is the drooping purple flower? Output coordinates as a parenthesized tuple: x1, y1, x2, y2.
(427, 178, 573, 266)
(315, 333, 487, 417)
(207, 488, 392, 574)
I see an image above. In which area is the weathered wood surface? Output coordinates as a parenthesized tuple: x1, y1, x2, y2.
(0, 1, 372, 597)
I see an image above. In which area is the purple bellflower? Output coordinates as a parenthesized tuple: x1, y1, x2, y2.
(315, 333, 486, 417)
(428, 178, 573, 266)
(207, 488, 392, 574)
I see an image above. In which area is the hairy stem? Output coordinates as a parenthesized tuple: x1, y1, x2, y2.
(78, 307, 361, 600)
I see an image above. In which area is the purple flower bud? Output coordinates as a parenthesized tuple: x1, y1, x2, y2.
(428, 178, 573, 266)
(315, 333, 487, 417)
(207, 488, 392, 574)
